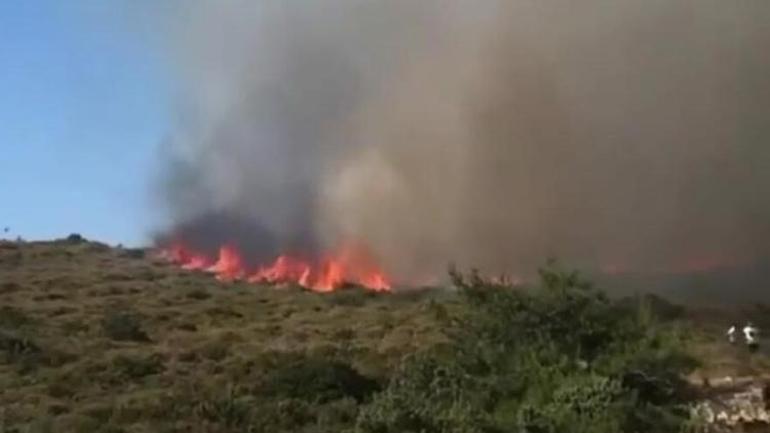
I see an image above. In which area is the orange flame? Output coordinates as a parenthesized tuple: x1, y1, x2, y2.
(207, 244, 245, 281)
(159, 241, 391, 292)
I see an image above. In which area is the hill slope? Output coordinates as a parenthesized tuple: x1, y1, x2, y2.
(2, 236, 770, 432)
(0, 237, 446, 432)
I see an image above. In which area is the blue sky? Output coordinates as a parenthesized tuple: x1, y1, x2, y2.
(0, 2, 169, 246)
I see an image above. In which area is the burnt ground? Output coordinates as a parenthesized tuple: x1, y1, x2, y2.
(1, 236, 769, 432)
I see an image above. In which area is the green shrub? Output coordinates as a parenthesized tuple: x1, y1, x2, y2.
(101, 308, 150, 342)
(0, 306, 32, 329)
(111, 353, 165, 381)
(0, 329, 75, 375)
(118, 248, 146, 259)
(193, 385, 253, 428)
(259, 352, 380, 404)
(0, 330, 41, 363)
(356, 352, 495, 433)
(186, 288, 211, 300)
(65, 233, 85, 244)
(326, 287, 379, 307)
(356, 263, 697, 433)
(198, 339, 230, 361)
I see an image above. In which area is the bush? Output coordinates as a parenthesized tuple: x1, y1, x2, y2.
(186, 288, 211, 300)
(157, 380, 363, 433)
(259, 352, 380, 403)
(355, 263, 697, 433)
(326, 286, 379, 307)
(0, 330, 74, 374)
(66, 233, 85, 244)
(101, 309, 150, 342)
(111, 353, 165, 381)
(0, 330, 41, 363)
(193, 385, 253, 428)
(118, 248, 145, 259)
(356, 352, 495, 433)
(0, 305, 32, 329)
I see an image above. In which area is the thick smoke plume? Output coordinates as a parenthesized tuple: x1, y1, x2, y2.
(156, 1, 770, 285)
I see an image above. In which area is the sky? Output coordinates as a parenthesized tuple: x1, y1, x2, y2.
(0, 1, 169, 246)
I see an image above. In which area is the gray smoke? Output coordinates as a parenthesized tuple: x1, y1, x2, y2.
(156, 1, 770, 285)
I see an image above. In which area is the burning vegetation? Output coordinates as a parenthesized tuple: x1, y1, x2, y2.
(158, 241, 391, 292)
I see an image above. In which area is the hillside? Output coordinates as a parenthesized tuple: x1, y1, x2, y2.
(1, 236, 770, 432)
(0, 237, 447, 432)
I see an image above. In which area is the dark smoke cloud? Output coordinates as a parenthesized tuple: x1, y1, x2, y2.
(156, 1, 770, 286)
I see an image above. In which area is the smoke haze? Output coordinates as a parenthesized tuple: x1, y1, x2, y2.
(156, 1, 770, 284)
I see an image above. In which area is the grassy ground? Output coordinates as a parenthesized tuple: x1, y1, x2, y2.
(1, 236, 768, 432)
(0, 237, 449, 432)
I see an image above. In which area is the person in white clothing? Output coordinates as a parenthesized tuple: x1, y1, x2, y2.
(743, 322, 759, 352)
(727, 325, 737, 344)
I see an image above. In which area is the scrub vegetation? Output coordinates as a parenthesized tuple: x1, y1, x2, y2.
(0, 237, 765, 432)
